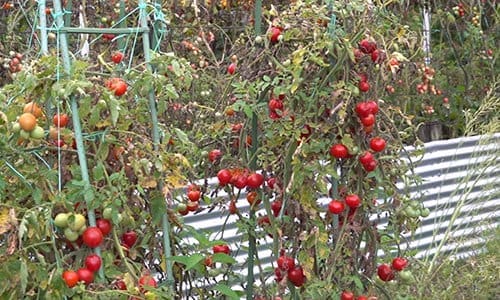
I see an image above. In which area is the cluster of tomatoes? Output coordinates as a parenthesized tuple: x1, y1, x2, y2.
(340, 290, 373, 300)
(54, 207, 156, 293)
(268, 94, 286, 120)
(4, 51, 24, 73)
(12, 102, 45, 141)
(377, 256, 410, 283)
(452, 3, 466, 18)
(105, 77, 127, 96)
(54, 212, 105, 286)
(177, 184, 203, 215)
(274, 251, 306, 287)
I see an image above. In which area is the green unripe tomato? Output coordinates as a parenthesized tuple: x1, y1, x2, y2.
(30, 126, 45, 139)
(20, 129, 31, 140)
(399, 270, 415, 283)
(64, 227, 79, 242)
(12, 122, 21, 133)
(54, 213, 70, 228)
(67, 213, 86, 231)
(404, 206, 420, 218)
(102, 207, 113, 220)
(420, 207, 430, 217)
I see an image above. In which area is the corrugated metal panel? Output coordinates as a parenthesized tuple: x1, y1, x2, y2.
(181, 133, 500, 278)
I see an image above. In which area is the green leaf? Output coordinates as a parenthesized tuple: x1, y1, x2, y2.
(168, 253, 204, 271)
(108, 96, 120, 126)
(174, 128, 190, 145)
(32, 188, 43, 205)
(211, 284, 242, 300)
(92, 162, 105, 181)
(184, 225, 209, 246)
(163, 83, 179, 99)
(150, 192, 166, 225)
(212, 253, 237, 265)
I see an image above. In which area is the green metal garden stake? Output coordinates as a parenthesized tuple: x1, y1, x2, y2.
(52, 0, 104, 279)
(38, 0, 48, 54)
(138, 0, 174, 287)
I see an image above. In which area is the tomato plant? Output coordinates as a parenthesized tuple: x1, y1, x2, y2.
(0, 0, 496, 299)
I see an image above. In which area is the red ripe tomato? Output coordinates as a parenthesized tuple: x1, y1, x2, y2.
(329, 144, 349, 159)
(340, 291, 355, 300)
(213, 244, 230, 255)
(228, 199, 238, 214)
(392, 257, 408, 271)
(378, 263, 395, 281)
(269, 27, 282, 43)
(96, 218, 112, 236)
(62, 270, 79, 288)
(227, 62, 236, 75)
(208, 149, 222, 162)
(366, 100, 379, 115)
(177, 203, 189, 215)
(107, 78, 127, 96)
(138, 275, 157, 290)
(111, 51, 124, 64)
(359, 151, 374, 166)
(360, 114, 375, 127)
(363, 160, 378, 172)
(371, 49, 385, 63)
(233, 174, 247, 189)
(358, 73, 368, 82)
(187, 200, 199, 212)
(356, 296, 368, 300)
(114, 279, 127, 290)
(121, 230, 138, 248)
(246, 191, 261, 206)
(257, 215, 270, 226)
(77, 268, 94, 285)
(53, 113, 69, 128)
(271, 200, 282, 217)
(359, 81, 370, 93)
(345, 194, 361, 208)
(355, 102, 371, 118)
(217, 169, 232, 186)
(328, 199, 345, 214)
(370, 137, 386, 152)
(231, 122, 243, 133)
(103, 33, 115, 41)
(204, 255, 214, 267)
(187, 190, 201, 202)
(287, 266, 305, 287)
(358, 39, 377, 54)
(275, 267, 284, 282)
(85, 254, 102, 272)
(82, 227, 104, 248)
(246, 173, 264, 189)
(268, 98, 284, 111)
(113, 80, 127, 96)
(266, 177, 277, 189)
(277, 255, 295, 271)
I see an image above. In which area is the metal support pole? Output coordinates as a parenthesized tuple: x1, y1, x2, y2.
(52, 0, 103, 278)
(38, 0, 48, 54)
(138, 0, 174, 287)
(422, 2, 431, 66)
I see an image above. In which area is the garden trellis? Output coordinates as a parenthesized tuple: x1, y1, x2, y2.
(37, 0, 175, 286)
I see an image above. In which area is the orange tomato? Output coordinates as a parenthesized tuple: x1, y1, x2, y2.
(18, 113, 37, 132)
(23, 102, 43, 118)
